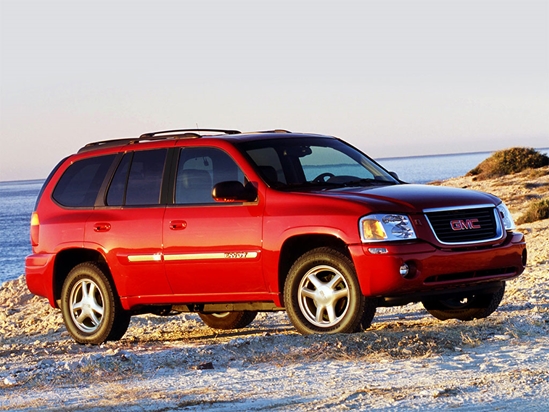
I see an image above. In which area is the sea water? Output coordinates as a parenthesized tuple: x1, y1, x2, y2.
(376, 151, 491, 184)
(1, 149, 547, 285)
(0, 180, 44, 285)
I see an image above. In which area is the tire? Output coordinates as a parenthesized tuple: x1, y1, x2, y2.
(422, 282, 506, 321)
(360, 298, 378, 330)
(198, 311, 258, 330)
(61, 262, 130, 344)
(284, 247, 365, 335)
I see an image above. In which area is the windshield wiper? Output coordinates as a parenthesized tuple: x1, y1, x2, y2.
(340, 178, 397, 187)
(279, 178, 397, 191)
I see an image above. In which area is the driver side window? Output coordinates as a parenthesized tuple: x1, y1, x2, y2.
(175, 147, 245, 204)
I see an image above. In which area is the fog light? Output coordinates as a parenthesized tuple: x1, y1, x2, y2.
(399, 263, 409, 277)
(368, 247, 388, 255)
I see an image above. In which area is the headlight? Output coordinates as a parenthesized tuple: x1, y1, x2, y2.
(496, 203, 516, 230)
(359, 214, 417, 242)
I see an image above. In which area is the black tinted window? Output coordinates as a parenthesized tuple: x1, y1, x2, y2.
(106, 153, 131, 206)
(53, 155, 116, 207)
(106, 149, 167, 206)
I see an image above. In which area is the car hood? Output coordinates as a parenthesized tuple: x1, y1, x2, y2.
(318, 184, 500, 213)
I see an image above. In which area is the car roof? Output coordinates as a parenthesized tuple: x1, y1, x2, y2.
(77, 129, 334, 154)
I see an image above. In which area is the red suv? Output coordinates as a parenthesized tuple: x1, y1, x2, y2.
(25, 129, 527, 344)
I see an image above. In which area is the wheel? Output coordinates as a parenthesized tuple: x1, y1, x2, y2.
(360, 298, 378, 330)
(198, 311, 258, 330)
(284, 247, 365, 334)
(61, 262, 130, 344)
(422, 282, 506, 321)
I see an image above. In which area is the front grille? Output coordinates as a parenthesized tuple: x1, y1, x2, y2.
(425, 206, 502, 245)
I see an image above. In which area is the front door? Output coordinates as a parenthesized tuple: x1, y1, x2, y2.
(163, 146, 265, 300)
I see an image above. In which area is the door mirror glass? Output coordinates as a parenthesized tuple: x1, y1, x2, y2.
(213, 181, 257, 202)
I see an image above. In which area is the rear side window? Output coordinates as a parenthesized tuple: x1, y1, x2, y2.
(53, 155, 116, 207)
(106, 149, 168, 206)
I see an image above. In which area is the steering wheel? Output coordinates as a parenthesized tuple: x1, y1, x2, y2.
(312, 172, 335, 184)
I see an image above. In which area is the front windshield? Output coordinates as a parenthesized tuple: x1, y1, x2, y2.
(237, 137, 398, 190)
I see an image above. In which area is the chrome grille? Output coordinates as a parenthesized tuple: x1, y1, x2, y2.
(424, 206, 502, 245)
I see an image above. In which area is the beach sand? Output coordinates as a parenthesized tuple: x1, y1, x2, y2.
(1, 167, 548, 411)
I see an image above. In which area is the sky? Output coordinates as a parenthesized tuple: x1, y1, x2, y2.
(1, 0, 548, 181)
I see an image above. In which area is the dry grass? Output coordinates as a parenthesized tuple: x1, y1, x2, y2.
(468, 147, 549, 180)
(517, 198, 549, 225)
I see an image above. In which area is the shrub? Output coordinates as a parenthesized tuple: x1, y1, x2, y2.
(517, 198, 549, 225)
(468, 147, 549, 180)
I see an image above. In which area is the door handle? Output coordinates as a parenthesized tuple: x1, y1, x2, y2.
(169, 220, 187, 230)
(94, 223, 111, 232)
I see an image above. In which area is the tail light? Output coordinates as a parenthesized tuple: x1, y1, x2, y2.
(30, 212, 40, 246)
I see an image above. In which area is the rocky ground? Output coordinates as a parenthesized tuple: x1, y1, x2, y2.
(1, 168, 548, 411)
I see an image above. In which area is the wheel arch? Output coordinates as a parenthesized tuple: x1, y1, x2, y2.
(52, 248, 110, 307)
(278, 234, 351, 305)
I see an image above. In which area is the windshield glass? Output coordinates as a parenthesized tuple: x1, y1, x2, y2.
(237, 137, 398, 190)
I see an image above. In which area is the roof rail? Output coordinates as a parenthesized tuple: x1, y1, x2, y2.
(139, 129, 241, 139)
(77, 128, 243, 153)
(248, 129, 292, 134)
(78, 138, 138, 153)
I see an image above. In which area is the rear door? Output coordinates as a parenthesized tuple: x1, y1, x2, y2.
(85, 148, 171, 299)
(163, 146, 266, 299)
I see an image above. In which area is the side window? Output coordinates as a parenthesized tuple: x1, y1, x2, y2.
(175, 147, 245, 204)
(106, 149, 167, 206)
(246, 147, 286, 184)
(53, 154, 116, 207)
(106, 153, 132, 206)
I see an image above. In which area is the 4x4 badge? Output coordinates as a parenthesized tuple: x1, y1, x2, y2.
(450, 218, 481, 231)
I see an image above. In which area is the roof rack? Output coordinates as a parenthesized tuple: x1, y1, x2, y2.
(78, 129, 294, 154)
(139, 129, 241, 139)
(247, 129, 292, 134)
(78, 138, 138, 153)
(78, 128, 242, 153)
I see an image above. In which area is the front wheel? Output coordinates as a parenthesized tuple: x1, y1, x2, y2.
(284, 247, 365, 335)
(422, 282, 506, 321)
(198, 311, 258, 330)
(61, 262, 130, 344)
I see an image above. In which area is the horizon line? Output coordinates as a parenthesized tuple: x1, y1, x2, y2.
(2, 147, 548, 184)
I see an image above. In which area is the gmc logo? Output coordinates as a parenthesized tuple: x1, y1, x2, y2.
(450, 218, 481, 231)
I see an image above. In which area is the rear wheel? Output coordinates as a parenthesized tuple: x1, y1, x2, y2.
(422, 282, 506, 321)
(284, 247, 365, 335)
(61, 262, 130, 344)
(198, 311, 258, 330)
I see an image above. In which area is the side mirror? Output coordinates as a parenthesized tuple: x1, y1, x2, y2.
(212, 181, 257, 202)
(389, 171, 400, 181)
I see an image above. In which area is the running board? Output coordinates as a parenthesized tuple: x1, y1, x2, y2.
(172, 302, 284, 313)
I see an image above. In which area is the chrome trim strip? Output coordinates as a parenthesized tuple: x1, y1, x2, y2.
(423, 204, 495, 213)
(164, 251, 259, 261)
(128, 253, 163, 262)
(424, 207, 504, 246)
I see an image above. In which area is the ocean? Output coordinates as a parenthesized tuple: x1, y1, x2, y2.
(1, 149, 547, 286)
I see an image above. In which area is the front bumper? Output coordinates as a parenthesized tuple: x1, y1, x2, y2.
(350, 232, 526, 301)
